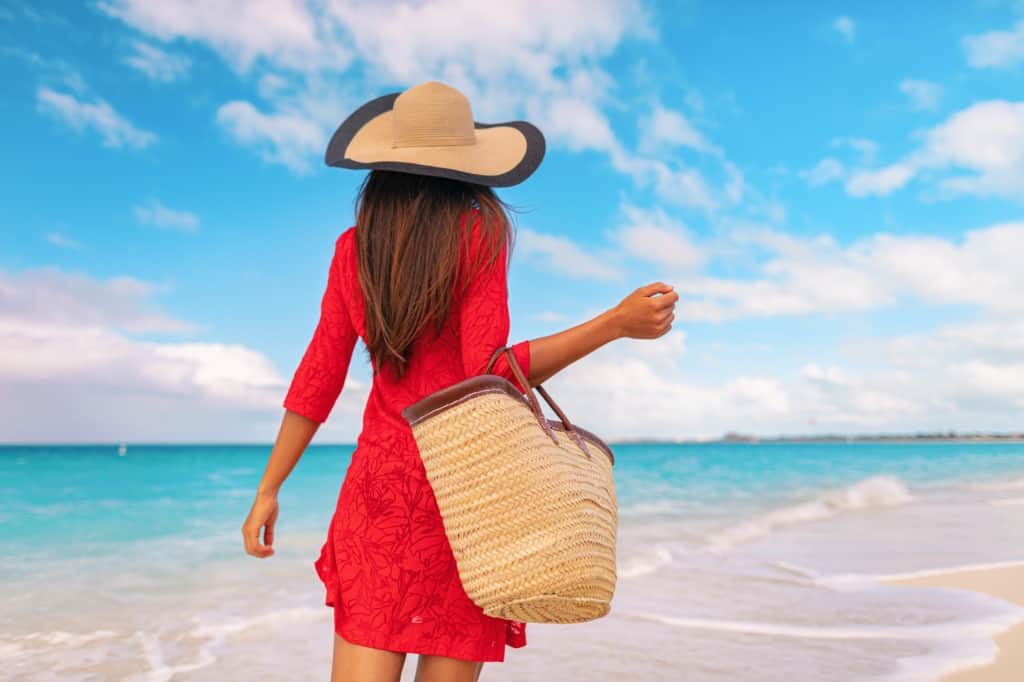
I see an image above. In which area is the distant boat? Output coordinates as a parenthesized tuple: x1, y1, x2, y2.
(118, 443, 127, 456)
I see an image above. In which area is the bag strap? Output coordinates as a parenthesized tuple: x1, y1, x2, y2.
(484, 345, 555, 443)
(484, 345, 506, 374)
(484, 345, 591, 457)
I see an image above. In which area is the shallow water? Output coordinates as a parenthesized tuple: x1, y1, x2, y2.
(2, 442, 1023, 681)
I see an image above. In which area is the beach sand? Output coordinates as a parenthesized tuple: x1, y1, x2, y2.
(885, 565, 1024, 681)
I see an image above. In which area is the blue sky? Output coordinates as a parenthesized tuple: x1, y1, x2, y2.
(2, 0, 1024, 443)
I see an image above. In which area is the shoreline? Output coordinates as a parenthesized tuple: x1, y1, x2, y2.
(612, 436, 1024, 445)
(5, 436, 1024, 447)
(884, 564, 1024, 681)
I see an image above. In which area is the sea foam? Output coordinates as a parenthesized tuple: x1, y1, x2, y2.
(618, 544, 674, 579)
(706, 476, 913, 552)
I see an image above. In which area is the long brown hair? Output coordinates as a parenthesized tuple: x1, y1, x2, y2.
(353, 170, 515, 382)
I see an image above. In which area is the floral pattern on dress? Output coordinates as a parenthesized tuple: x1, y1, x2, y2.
(284, 211, 530, 662)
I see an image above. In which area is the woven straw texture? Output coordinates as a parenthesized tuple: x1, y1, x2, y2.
(409, 389, 618, 624)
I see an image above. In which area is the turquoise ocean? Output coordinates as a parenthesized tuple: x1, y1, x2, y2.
(3, 441, 1024, 681)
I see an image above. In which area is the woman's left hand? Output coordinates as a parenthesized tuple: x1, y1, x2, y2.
(242, 492, 279, 558)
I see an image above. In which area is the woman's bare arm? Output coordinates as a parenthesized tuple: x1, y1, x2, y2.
(258, 409, 320, 496)
(525, 308, 620, 386)
(242, 409, 320, 557)
(526, 281, 678, 386)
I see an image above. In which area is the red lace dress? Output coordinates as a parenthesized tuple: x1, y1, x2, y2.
(282, 212, 530, 662)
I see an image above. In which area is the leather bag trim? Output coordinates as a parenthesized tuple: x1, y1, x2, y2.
(402, 375, 615, 465)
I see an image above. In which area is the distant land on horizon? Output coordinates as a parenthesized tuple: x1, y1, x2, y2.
(611, 431, 1024, 445)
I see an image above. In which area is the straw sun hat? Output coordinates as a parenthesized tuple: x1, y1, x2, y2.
(325, 81, 546, 187)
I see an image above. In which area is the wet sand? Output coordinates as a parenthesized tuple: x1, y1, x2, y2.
(886, 564, 1024, 681)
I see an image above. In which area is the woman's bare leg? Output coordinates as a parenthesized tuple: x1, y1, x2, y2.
(413, 654, 484, 682)
(332, 632, 407, 682)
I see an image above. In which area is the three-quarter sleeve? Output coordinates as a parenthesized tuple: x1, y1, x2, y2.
(282, 235, 359, 423)
(459, 214, 531, 393)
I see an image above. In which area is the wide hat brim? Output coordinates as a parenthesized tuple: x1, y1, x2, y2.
(325, 93, 546, 187)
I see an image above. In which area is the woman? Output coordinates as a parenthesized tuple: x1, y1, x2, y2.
(242, 81, 678, 682)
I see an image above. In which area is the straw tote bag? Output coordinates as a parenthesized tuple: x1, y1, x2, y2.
(401, 345, 618, 624)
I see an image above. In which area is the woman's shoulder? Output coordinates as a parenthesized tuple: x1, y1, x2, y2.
(338, 225, 356, 247)
(327, 226, 357, 288)
(333, 225, 356, 262)
(460, 209, 507, 257)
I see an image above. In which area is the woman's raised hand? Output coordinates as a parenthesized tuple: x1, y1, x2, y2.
(611, 282, 678, 339)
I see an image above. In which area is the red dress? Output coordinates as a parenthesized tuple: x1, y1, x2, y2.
(282, 211, 530, 662)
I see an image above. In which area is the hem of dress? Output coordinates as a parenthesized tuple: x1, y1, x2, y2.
(332, 620, 513, 663)
(313, 536, 526, 664)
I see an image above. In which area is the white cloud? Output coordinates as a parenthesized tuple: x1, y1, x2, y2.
(99, 0, 355, 173)
(0, 267, 193, 334)
(952, 360, 1024, 405)
(723, 161, 746, 204)
(134, 199, 200, 232)
(844, 100, 1024, 199)
(123, 40, 190, 82)
(62, 70, 87, 93)
(914, 319, 1024, 361)
(36, 86, 156, 149)
(866, 223, 1024, 311)
(899, 78, 943, 111)
(963, 20, 1024, 69)
(831, 137, 878, 164)
(531, 310, 567, 323)
(805, 138, 881, 188)
(98, 0, 346, 74)
(649, 162, 720, 210)
(523, 94, 728, 211)
(517, 226, 623, 281)
(538, 95, 618, 152)
(845, 162, 915, 196)
(614, 204, 704, 269)
(539, 339, 790, 441)
(535, 300, 1024, 437)
(216, 100, 327, 174)
(101, 0, 641, 166)
(628, 329, 687, 372)
(830, 315, 1024, 427)
(672, 221, 1024, 322)
(45, 233, 80, 249)
(922, 100, 1024, 197)
(257, 73, 290, 99)
(0, 266, 367, 442)
(632, 104, 743, 208)
(322, 0, 648, 95)
(758, 196, 787, 224)
(0, 319, 291, 441)
(834, 16, 856, 43)
(800, 363, 921, 419)
(100, 0, 743, 210)
(640, 105, 713, 154)
(802, 157, 845, 186)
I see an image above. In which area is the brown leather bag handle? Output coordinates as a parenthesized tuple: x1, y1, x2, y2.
(484, 345, 508, 374)
(485, 346, 555, 444)
(485, 346, 591, 457)
(535, 383, 591, 457)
